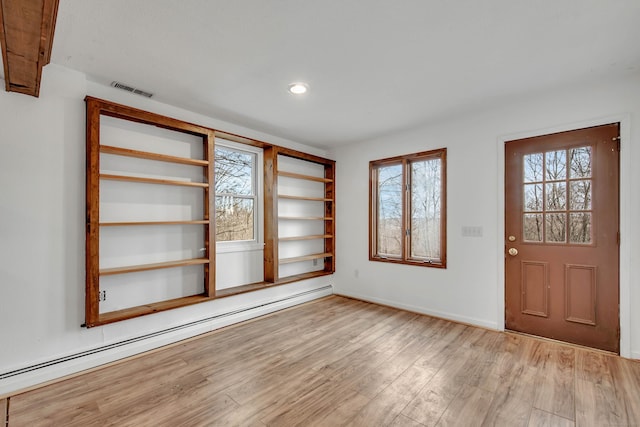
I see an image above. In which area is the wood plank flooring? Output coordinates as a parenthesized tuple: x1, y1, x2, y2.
(6, 296, 640, 426)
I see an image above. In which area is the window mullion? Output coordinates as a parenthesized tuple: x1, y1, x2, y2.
(403, 160, 410, 262)
(373, 167, 380, 258)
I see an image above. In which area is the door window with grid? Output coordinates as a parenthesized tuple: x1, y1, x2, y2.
(523, 146, 593, 244)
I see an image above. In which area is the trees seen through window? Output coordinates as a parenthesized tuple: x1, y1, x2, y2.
(370, 148, 446, 267)
(215, 142, 259, 242)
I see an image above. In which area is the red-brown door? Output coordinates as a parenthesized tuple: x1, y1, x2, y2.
(505, 123, 620, 353)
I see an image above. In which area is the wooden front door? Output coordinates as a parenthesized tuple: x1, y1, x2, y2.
(505, 123, 620, 353)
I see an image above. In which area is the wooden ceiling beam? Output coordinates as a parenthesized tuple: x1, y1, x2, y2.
(0, 0, 59, 97)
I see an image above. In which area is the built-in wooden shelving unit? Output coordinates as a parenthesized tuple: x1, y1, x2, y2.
(265, 148, 336, 281)
(85, 97, 215, 327)
(86, 97, 335, 327)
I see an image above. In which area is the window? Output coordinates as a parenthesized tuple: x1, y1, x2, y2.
(370, 148, 446, 267)
(522, 146, 593, 244)
(85, 97, 334, 326)
(215, 139, 263, 248)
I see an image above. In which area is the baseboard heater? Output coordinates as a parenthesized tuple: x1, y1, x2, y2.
(0, 285, 332, 381)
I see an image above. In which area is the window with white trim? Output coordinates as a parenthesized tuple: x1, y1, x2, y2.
(215, 139, 263, 250)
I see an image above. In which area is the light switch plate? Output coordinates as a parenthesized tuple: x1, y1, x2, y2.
(462, 226, 483, 237)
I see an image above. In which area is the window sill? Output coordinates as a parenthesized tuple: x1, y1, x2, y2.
(369, 256, 446, 269)
(216, 241, 265, 254)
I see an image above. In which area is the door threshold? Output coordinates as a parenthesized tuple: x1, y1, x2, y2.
(505, 329, 619, 356)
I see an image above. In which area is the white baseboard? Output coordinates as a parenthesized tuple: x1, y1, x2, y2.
(0, 285, 333, 397)
(336, 290, 499, 330)
(631, 350, 640, 360)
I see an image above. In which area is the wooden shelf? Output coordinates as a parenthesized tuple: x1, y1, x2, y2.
(279, 252, 333, 264)
(214, 270, 334, 298)
(100, 258, 209, 276)
(275, 270, 334, 284)
(278, 171, 333, 183)
(279, 234, 333, 241)
(100, 220, 209, 227)
(278, 216, 334, 221)
(96, 294, 211, 326)
(100, 174, 208, 188)
(100, 145, 209, 167)
(278, 194, 332, 202)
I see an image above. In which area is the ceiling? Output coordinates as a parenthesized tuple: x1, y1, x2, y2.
(33, 1, 640, 148)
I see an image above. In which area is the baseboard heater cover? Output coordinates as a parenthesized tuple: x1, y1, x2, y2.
(0, 285, 333, 394)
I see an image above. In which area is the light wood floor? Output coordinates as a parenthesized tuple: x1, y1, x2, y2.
(6, 296, 640, 426)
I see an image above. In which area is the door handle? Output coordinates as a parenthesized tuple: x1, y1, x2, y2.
(508, 248, 518, 256)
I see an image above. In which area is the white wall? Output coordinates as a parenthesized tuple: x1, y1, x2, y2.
(331, 73, 640, 359)
(0, 65, 333, 396)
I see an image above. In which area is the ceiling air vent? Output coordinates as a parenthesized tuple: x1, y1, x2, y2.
(110, 81, 154, 98)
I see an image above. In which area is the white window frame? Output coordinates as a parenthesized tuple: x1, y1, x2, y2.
(215, 138, 264, 253)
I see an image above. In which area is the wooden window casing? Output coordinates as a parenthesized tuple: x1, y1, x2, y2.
(369, 148, 447, 268)
(85, 97, 335, 327)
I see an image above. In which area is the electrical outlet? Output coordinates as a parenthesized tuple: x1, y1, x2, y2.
(98, 290, 107, 302)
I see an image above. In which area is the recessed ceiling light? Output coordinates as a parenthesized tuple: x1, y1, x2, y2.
(288, 82, 308, 95)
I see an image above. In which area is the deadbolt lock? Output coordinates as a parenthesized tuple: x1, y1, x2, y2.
(508, 235, 516, 242)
